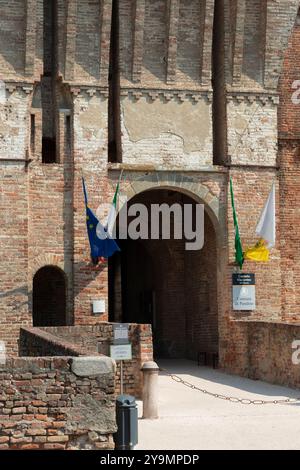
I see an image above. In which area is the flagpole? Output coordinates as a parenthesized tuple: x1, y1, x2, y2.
(117, 169, 124, 211)
(117, 169, 124, 201)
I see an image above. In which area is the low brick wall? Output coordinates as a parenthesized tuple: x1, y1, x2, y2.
(0, 357, 116, 450)
(33, 323, 153, 397)
(237, 320, 300, 388)
(19, 327, 94, 357)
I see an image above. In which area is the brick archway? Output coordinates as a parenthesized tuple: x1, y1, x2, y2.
(109, 180, 222, 361)
(118, 172, 225, 246)
(29, 254, 65, 292)
(32, 266, 67, 327)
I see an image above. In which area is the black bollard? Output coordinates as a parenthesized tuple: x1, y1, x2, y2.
(114, 395, 138, 450)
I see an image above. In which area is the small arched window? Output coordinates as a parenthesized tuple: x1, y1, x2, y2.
(33, 266, 67, 327)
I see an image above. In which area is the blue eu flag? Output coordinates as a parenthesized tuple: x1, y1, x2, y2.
(82, 178, 120, 262)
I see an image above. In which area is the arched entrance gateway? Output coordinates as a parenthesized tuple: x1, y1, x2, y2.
(109, 183, 221, 361)
(32, 266, 67, 327)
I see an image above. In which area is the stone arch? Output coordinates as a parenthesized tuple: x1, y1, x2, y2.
(29, 253, 65, 292)
(118, 172, 225, 248)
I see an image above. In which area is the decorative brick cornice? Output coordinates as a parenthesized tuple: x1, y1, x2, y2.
(3, 82, 34, 96)
(226, 92, 279, 106)
(69, 86, 109, 99)
(120, 88, 213, 104)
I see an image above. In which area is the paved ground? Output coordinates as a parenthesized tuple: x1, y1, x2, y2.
(136, 359, 300, 450)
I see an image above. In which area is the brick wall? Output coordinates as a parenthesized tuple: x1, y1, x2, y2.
(218, 168, 282, 375)
(118, 0, 214, 167)
(19, 327, 91, 357)
(0, 356, 116, 450)
(74, 0, 102, 82)
(278, 13, 300, 139)
(0, 0, 26, 77)
(0, 166, 30, 356)
(223, 0, 298, 166)
(0, 87, 30, 160)
(242, 0, 266, 85)
(1, 0, 300, 394)
(20, 323, 153, 398)
(239, 321, 300, 389)
(185, 212, 218, 360)
(278, 10, 300, 321)
(177, 0, 203, 83)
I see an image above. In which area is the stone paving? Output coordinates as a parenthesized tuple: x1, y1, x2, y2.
(136, 360, 300, 450)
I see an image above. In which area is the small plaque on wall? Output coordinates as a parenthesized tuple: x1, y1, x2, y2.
(113, 323, 129, 345)
(232, 273, 256, 311)
(92, 299, 106, 315)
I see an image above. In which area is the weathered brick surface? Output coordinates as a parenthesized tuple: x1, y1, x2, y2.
(0, 166, 30, 356)
(0, 357, 116, 450)
(227, 97, 279, 166)
(237, 321, 300, 389)
(0, 0, 300, 397)
(223, 0, 298, 166)
(19, 327, 92, 357)
(278, 14, 300, 323)
(31, 323, 153, 397)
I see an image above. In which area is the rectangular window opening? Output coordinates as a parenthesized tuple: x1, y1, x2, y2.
(42, 137, 57, 164)
(108, 0, 122, 163)
(65, 114, 71, 152)
(41, 0, 58, 164)
(30, 114, 35, 156)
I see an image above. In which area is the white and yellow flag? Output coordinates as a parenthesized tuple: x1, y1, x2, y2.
(244, 183, 275, 262)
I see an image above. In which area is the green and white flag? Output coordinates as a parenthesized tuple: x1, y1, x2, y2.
(230, 177, 244, 269)
(106, 174, 122, 236)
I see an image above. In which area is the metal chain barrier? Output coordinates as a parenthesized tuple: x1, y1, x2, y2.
(160, 367, 300, 405)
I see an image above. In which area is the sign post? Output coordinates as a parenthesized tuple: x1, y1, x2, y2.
(120, 360, 123, 395)
(232, 273, 256, 311)
(110, 324, 132, 394)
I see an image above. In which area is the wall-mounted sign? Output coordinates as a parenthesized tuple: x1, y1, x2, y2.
(113, 323, 129, 345)
(232, 273, 255, 311)
(110, 343, 132, 361)
(92, 299, 105, 314)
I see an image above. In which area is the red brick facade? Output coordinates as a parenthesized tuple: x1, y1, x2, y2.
(1, 0, 300, 389)
(0, 357, 116, 450)
(278, 15, 300, 322)
(19, 323, 153, 397)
